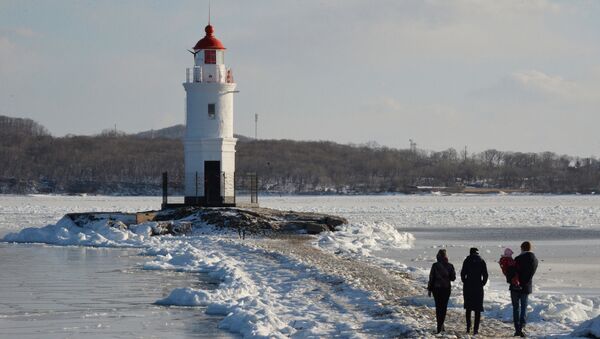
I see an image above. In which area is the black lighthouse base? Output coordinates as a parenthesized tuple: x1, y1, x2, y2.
(161, 197, 259, 210)
(160, 171, 258, 210)
(183, 195, 237, 207)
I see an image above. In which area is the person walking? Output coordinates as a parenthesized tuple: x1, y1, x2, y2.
(460, 247, 488, 335)
(427, 249, 456, 334)
(508, 241, 538, 337)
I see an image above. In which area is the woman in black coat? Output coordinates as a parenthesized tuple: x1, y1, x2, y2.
(460, 247, 488, 335)
(428, 249, 456, 334)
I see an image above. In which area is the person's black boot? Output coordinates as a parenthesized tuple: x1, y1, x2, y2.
(474, 311, 480, 335)
(466, 310, 471, 334)
(514, 327, 526, 337)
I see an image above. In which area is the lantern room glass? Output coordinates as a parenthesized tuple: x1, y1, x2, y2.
(204, 50, 216, 64)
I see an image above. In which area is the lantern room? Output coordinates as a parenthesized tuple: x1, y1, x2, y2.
(186, 24, 233, 84)
(193, 25, 226, 65)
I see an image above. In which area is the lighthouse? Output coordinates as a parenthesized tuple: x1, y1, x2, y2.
(183, 23, 237, 206)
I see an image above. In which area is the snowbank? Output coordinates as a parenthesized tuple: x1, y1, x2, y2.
(572, 315, 600, 338)
(483, 290, 600, 325)
(150, 242, 291, 338)
(315, 221, 414, 257)
(3, 215, 153, 247)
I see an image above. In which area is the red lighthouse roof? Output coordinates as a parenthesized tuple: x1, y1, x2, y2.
(193, 24, 226, 50)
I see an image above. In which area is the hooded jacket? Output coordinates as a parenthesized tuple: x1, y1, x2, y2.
(428, 256, 456, 291)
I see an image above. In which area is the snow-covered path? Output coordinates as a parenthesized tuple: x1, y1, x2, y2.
(150, 234, 414, 338)
(149, 230, 528, 338)
(253, 236, 528, 338)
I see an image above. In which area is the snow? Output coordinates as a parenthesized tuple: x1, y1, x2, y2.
(2, 194, 600, 337)
(316, 221, 414, 257)
(3, 215, 153, 247)
(0, 195, 158, 237)
(481, 290, 600, 325)
(148, 234, 414, 338)
(260, 194, 600, 229)
(572, 315, 600, 338)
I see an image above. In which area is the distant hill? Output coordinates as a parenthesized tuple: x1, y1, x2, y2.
(1, 115, 598, 195)
(135, 124, 185, 139)
(135, 124, 252, 142)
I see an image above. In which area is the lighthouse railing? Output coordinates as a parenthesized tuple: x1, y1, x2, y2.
(193, 66, 202, 82)
(186, 67, 203, 83)
(186, 66, 234, 84)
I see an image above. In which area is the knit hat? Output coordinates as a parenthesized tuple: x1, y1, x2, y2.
(436, 249, 448, 262)
(470, 247, 479, 255)
(503, 248, 514, 257)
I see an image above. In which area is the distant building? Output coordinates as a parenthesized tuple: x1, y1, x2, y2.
(183, 23, 237, 206)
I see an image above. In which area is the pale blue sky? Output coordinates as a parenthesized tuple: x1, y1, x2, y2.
(1, 1, 599, 156)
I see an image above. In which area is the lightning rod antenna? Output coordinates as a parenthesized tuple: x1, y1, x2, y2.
(208, 0, 211, 24)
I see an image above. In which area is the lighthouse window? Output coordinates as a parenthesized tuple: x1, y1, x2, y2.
(208, 103, 216, 119)
(204, 50, 216, 64)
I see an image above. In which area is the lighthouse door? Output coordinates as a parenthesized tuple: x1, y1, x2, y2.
(204, 161, 222, 205)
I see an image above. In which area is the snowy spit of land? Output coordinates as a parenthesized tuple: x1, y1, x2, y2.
(2, 194, 600, 338)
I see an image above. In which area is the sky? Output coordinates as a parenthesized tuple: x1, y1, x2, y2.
(1, 0, 599, 156)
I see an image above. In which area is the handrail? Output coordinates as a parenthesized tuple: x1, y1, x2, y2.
(185, 66, 235, 84)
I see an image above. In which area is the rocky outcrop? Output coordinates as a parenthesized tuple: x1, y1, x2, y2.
(164, 207, 348, 235)
(66, 207, 347, 237)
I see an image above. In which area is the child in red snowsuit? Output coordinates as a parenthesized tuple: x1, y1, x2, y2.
(499, 248, 520, 289)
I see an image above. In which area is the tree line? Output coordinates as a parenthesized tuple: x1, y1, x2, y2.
(1, 116, 598, 194)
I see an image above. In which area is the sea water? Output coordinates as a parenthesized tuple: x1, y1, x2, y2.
(0, 243, 236, 339)
(0, 195, 236, 339)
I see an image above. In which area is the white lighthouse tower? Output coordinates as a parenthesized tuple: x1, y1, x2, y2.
(183, 23, 237, 206)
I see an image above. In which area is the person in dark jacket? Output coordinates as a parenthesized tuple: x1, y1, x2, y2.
(460, 247, 488, 335)
(427, 249, 456, 334)
(508, 241, 538, 337)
